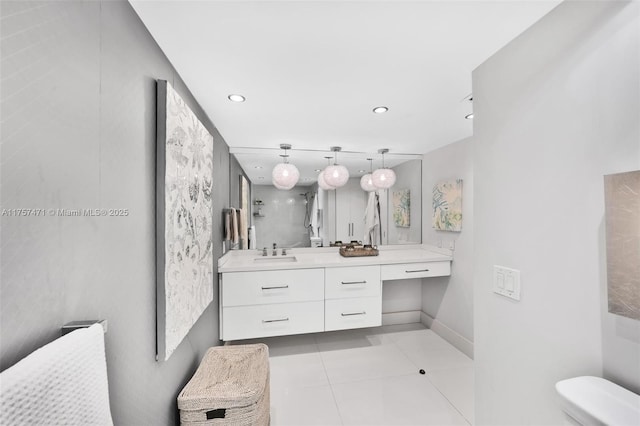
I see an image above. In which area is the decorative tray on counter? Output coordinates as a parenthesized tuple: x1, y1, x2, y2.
(339, 244, 379, 257)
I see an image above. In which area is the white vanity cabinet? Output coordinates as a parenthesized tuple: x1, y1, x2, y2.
(220, 268, 325, 341)
(218, 246, 453, 341)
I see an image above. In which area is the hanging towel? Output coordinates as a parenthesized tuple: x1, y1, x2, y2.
(248, 225, 256, 250)
(224, 209, 231, 241)
(310, 192, 319, 238)
(364, 191, 381, 246)
(230, 208, 239, 245)
(0, 324, 113, 425)
(239, 207, 248, 249)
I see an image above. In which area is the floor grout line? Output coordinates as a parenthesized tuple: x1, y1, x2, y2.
(315, 340, 345, 426)
(423, 369, 473, 426)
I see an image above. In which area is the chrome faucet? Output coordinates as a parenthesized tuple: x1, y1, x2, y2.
(262, 247, 268, 256)
(272, 243, 277, 256)
(282, 248, 287, 256)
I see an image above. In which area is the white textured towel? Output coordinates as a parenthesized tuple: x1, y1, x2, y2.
(310, 192, 319, 238)
(230, 207, 239, 245)
(0, 324, 114, 425)
(364, 191, 381, 245)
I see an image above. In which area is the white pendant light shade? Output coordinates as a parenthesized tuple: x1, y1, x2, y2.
(324, 164, 349, 187)
(372, 148, 396, 189)
(317, 170, 335, 190)
(360, 174, 376, 192)
(272, 179, 289, 190)
(360, 157, 376, 192)
(372, 168, 396, 189)
(272, 163, 299, 190)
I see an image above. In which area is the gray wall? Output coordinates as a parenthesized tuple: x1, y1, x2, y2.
(473, 1, 639, 424)
(0, 1, 230, 424)
(421, 138, 474, 346)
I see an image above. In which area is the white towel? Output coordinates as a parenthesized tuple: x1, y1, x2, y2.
(224, 209, 231, 241)
(0, 324, 113, 425)
(310, 193, 319, 238)
(230, 207, 239, 245)
(364, 191, 381, 246)
(248, 225, 256, 249)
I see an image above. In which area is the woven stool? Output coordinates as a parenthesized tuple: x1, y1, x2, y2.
(178, 344, 270, 425)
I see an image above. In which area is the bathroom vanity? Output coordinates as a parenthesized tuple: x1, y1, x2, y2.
(218, 245, 452, 341)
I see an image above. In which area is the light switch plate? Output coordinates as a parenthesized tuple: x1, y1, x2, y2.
(493, 265, 521, 301)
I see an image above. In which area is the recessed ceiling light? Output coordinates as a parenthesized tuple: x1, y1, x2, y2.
(254, 166, 262, 169)
(358, 170, 366, 173)
(465, 113, 474, 120)
(314, 169, 321, 172)
(257, 176, 264, 180)
(228, 94, 246, 102)
(373, 106, 388, 114)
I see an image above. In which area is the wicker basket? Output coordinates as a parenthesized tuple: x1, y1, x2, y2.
(177, 344, 270, 426)
(339, 246, 379, 257)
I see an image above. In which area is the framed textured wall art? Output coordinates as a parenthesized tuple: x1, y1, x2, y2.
(156, 80, 214, 361)
(604, 170, 640, 320)
(392, 189, 410, 227)
(433, 179, 463, 232)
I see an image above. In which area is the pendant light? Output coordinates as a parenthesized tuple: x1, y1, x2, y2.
(323, 146, 350, 188)
(271, 144, 299, 190)
(360, 158, 376, 192)
(317, 156, 336, 190)
(372, 148, 396, 189)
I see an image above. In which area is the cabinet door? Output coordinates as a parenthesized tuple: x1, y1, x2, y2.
(380, 261, 451, 280)
(325, 297, 382, 331)
(222, 268, 324, 307)
(334, 178, 368, 242)
(222, 301, 324, 340)
(325, 265, 381, 299)
(335, 182, 351, 242)
(350, 189, 366, 242)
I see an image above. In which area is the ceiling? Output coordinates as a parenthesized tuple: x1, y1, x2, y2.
(130, 0, 560, 182)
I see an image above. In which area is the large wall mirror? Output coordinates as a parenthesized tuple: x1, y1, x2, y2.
(231, 148, 422, 249)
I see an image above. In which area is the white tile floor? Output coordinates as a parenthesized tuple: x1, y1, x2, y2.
(233, 324, 474, 425)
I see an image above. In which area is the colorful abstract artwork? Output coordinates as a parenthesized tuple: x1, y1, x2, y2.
(433, 179, 463, 232)
(156, 80, 214, 361)
(393, 189, 410, 227)
(604, 170, 640, 320)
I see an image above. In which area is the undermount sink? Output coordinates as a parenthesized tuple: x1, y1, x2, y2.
(253, 256, 297, 263)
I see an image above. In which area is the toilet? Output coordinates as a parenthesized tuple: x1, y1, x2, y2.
(555, 376, 640, 425)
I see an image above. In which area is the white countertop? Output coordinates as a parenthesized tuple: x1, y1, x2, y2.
(218, 244, 453, 272)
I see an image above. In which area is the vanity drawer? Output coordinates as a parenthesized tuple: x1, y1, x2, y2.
(325, 296, 382, 331)
(222, 268, 324, 307)
(380, 261, 451, 281)
(221, 301, 324, 340)
(325, 265, 381, 299)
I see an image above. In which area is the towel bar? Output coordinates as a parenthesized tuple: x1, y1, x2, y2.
(61, 319, 108, 335)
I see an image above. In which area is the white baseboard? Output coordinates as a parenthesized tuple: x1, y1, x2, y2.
(420, 312, 474, 359)
(382, 310, 421, 325)
(420, 311, 434, 328)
